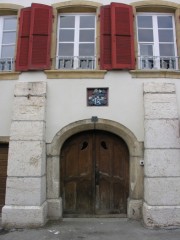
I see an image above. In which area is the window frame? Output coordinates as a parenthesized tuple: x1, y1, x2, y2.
(0, 15, 17, 71)
(56, 12, 96, 70)
(136, 12, 178, 70)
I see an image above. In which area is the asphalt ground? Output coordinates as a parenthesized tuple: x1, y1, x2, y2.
(1, 218, 180, 240)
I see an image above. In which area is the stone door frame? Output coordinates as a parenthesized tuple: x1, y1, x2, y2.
(46, 118, 144, 220)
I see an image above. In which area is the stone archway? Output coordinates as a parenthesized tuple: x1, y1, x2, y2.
(46, 119, 144, 220)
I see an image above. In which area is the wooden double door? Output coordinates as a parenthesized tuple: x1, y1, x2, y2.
(61, 130, 129, 216)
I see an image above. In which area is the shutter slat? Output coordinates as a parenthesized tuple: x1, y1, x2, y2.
(15, 7, 31, 71)
(29, 3, 53, 70)
(111, 3, 135, 69)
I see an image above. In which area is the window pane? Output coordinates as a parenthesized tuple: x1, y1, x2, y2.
(158, 16, 173, 28)
(79, 43, 94, 56)
(159, 44, 175, 56)
(60, 16, 75, 28)
(59, 43, 74, 56)
(80, 16, 95, 28)
(140, 44, 153, 56)
(138, 29, 153, 42)
(4, 18, 17, 30)
(137, 16, 152, 28)
(1, 45, 15, 58)
(80, 30, 94, 42)
(2, 32, 16, 44)
(158, 30, 174, 42)
(59, 30, 74, 42)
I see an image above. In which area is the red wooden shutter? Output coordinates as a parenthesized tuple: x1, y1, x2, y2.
(111, 3, 135, 69)
(100, 3, 135, 70)
(15, 7, 31, 71)
(28, 3, 53, 70)
(100, 5, 112, 70)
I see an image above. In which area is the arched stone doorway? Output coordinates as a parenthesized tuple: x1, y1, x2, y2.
(46, 119, 144, 220)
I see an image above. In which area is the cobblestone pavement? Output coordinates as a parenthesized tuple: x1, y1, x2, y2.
(1, 218, 180, 240)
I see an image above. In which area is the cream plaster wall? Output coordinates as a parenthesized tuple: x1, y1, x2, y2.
(0, 0, 180, 143)
(2, 74, 180, 143)
(46, 72, 144, 143)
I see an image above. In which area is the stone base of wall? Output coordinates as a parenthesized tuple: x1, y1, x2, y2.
(47, 198, 62, 220)
(143, 202, 180, 228)
(127, 199, 142, 219)
(2, 201, 47, 228)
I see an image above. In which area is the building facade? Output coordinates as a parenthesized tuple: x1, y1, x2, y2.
(0, 0, 180, 228)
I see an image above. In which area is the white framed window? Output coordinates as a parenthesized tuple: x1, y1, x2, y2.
(137, 13, 178, 70)
(56, 13, 96, 70)
(0, 16, 17, 71)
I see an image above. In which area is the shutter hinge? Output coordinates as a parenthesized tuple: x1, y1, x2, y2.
(98, 14, 100, 19)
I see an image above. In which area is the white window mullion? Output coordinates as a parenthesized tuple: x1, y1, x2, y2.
(153, 15, 160, 68)
(74, 15, 80, 69)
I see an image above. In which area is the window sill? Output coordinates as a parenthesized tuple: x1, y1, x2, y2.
(45, 70, 107, 79)
(0, 71, 20, 80)
(130, 70, 180, 79)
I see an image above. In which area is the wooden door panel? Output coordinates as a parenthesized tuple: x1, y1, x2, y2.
(113, 182, 126, 213)
(64, 182, 76, 211)
(61, 132, 94, 215)
(76, 180, 93, 213)
(96, 132, 129, 214)
(65, 144, 78, 177)
(98, 179, 111, 211)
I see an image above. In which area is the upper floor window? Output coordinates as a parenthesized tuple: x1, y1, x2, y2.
(137, 13, 177, 70)
(0, 16, 17, 71)
(56, 13, 96, 70)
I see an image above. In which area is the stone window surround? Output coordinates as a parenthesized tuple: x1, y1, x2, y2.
(0, 4, 22, 80)
(130, 0, 180, 79)
(45, 0, 107, 79)
(46, 119, 144, 220)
